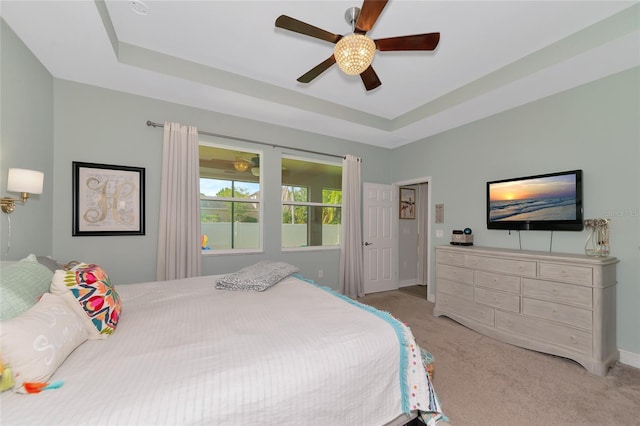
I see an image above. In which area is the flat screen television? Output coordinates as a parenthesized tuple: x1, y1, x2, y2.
(487, 170, 583, 231)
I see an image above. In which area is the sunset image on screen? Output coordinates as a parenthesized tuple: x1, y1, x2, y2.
(489, 174, 577, 222)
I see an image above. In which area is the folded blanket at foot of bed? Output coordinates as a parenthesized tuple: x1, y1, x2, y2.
(215, 261, 299, 291)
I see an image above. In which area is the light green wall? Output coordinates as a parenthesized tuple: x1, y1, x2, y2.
(2, 17, 638, 355)
(51, 79, 392, 286)
(0, 20, 54, 260)
(392, 66, 640, 354)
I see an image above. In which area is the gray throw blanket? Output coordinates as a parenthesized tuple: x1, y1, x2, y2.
(215, 261, 299, 291)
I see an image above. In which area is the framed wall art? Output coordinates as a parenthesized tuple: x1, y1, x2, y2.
(399, 187, 415, 220)
(72, 162, 145, 236)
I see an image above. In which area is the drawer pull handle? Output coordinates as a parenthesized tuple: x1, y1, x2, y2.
(506, 320, 513, 327)
(570, 335, 578, 344)
(560, 270, 568, 277)
(552, 310, 558, 317)
(551, 288, 559, 295)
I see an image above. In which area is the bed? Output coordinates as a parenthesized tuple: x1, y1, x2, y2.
(0, 257, 444, 425)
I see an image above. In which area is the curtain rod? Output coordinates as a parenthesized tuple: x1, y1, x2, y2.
(146, 120, 345, 160)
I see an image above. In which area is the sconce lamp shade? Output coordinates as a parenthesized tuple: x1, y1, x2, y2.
(7, 168, 44, 195)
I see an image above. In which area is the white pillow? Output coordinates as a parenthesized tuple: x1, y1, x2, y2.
(0, 293, 88, 388)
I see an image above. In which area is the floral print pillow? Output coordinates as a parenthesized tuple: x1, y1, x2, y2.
(50, 263, 121, 339)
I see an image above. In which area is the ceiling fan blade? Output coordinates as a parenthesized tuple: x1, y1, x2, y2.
(297, 55, 336, 83)
(200, 158, 235, 171)
(275, 15, 342, 44)
(355, 0, 389, 33)
(360, 66, 382, 91)
(375, 33, 440, 51)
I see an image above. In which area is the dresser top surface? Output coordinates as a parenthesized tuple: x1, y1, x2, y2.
(437, 245, 619, 266)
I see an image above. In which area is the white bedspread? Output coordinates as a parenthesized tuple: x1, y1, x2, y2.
(1, 274, 439, 425)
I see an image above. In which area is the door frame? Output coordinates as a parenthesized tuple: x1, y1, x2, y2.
(394, 176, 433, 302)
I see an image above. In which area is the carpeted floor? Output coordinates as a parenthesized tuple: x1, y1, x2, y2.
(399, 285, 428, 299)
(360, 290, 640, 426)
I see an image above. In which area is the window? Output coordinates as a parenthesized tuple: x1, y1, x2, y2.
(199, 144, 261, 251)
(281, 157, 342, 248)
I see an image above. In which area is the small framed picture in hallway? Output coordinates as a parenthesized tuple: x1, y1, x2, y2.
(399, 187, 415, 219)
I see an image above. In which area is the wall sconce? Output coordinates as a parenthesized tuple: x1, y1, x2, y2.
(1, 168, 44, 214)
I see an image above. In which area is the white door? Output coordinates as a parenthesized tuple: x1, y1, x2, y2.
(363, 183, 398, 293)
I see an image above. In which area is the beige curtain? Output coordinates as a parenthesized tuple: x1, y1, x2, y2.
(339, 155, 364, 298)
(156, 122, 202, 281)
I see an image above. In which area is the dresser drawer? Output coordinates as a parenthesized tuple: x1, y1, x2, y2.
(523, 298, 592, 330)
(437, 264, 474, 285)
(474, 287, 520, 313)
(523, 278, 592, 308)
(475, 270, 521, 293)
(539, 262, 593, 285)
(437, 278, 474, 301)
(496, 311, 592, 355)
(436, 293, 495, 326)
(465, 255, 536, 277)
(436, 249, 465, 267)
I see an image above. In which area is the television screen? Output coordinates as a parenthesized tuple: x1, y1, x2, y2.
(487, 170, 583, 231)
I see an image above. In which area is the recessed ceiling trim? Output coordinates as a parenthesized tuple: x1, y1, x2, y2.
(94, 0, 119, 57)
(393, 3, 640, 131)
(115, 41, 393, 132)
(98, 0, 639, 141)
(94, 0, 392, 132)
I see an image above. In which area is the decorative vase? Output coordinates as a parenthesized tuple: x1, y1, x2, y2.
(584, 218, 610, 257)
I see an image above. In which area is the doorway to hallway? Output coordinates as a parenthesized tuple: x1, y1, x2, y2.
(395, 177, 433, 301)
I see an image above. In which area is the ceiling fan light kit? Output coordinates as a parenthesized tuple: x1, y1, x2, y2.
(233, 159, 250, 172)
(334, 34, 376, 75)
(275, 0, 440, 91)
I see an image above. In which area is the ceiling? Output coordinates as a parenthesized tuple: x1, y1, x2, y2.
(2, 1, 638, 149)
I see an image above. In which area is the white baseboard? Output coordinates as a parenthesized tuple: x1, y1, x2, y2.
(619, 349, 640, 369)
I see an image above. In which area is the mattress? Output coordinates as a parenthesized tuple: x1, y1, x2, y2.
(1, 274, 442, 425)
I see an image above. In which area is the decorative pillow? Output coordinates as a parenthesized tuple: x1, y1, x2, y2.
(0, 254, 54, 320)
(0, 293, 88, 388)
(50, 263, 121, 339)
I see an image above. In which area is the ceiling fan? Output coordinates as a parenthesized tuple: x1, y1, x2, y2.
(200, 156, 259, 175)
(275, 0, 440, 91)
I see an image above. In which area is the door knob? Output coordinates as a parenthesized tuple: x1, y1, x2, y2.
(364, 242, 373, 246)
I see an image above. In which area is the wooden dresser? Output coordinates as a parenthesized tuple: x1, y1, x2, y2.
(433, 245, 618, 376)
